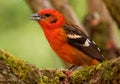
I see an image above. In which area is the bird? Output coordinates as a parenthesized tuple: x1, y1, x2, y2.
(31, 9, 104, 69)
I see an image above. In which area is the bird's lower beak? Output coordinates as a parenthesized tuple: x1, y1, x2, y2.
(30, 13, 41, 21)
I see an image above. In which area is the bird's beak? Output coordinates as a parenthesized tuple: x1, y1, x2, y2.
(30, 13, 41, 21)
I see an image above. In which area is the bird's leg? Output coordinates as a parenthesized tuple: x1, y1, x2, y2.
(68, 65, 79, 70)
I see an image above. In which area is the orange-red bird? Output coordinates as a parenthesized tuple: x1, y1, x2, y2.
(31, 9, 104, 68)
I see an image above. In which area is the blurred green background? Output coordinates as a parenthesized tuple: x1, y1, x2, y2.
(0, 0, 87, 68)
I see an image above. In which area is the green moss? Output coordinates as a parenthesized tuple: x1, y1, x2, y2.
(54, 70, 66, 83)
(70, 60, 119, 84)
(100, 59, 120, 84)
(0, 49, 68, 83)
(39, 74, 54, 83)
(42, 76, 49, 83)
(0, 49, 41, 83)
(0, 50, 25, 77)
(71, 66, 95, 83)
(0, 49, 119, 83)
(40, 69, 66, 83)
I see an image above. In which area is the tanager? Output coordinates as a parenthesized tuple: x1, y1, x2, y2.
(31, 9, 104, 69)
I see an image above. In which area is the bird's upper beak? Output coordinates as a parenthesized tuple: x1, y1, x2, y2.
(30, 13, 41, 21)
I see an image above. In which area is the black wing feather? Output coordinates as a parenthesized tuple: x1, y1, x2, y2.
(62, 22, 103, 62)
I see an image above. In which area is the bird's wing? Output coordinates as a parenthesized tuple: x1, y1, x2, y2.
(62, 22, 104, 62)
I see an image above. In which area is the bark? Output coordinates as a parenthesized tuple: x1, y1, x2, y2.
(0, 49, 120, 84)
(103, 0, 120, 28)
(25, 0, 53, 12)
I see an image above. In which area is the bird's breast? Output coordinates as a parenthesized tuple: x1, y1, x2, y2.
(44, 28, 67, 51)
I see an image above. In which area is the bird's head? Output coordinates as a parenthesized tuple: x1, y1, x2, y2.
(31, 9, 66, 30)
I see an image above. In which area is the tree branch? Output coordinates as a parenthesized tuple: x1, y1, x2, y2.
(25, 0, 53, 12)
(0, 49, 120, 83)
(103, 0, 120, 29)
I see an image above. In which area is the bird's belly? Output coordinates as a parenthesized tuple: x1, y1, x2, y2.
(51, 42, 96, 65)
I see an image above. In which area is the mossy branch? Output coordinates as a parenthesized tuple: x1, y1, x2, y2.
(0, 49, 120, 84)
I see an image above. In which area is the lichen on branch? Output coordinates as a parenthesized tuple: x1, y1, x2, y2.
(0, 49, 120, 84)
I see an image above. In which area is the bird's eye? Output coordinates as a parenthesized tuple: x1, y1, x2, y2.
(45, 14, 51, 17)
